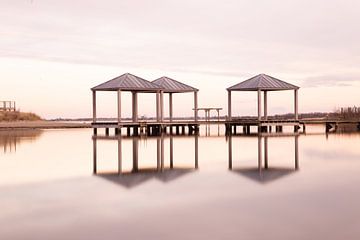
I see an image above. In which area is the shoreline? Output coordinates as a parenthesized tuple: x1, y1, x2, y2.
(0, 121, 91, 130)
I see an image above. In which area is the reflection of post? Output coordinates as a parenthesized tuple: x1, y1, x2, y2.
(228, 134, 232, 169)
(170, 136, 174, 169)
(132, 138, 139, 172)
(195, 134, 199, 169)
(161, 135, 164, 170)
(157, 137, 161, 170)
(118, 137, 122, 174)
(258, 136, 262, 172)
(295, 135, 299, 169)
(93, 137, 97, 174)
(264, 136, 268, 169)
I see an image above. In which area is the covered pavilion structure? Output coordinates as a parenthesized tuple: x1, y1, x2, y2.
(152, 76, 199, 122)
(91, 73, 164, 124)
(227, 74, 300, 121)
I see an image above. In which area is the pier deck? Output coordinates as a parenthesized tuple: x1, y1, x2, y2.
(92, 118, 360, 136)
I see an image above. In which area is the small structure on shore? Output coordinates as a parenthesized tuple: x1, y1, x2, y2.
(0, 101, 16, 112)
(152, 76, 199, 122)
(227, 74, 299, 121)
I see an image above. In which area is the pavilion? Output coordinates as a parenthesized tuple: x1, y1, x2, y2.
(91, 73, 164, 124)
(227, 74, 300, 121)
(152, 76, 199, 122)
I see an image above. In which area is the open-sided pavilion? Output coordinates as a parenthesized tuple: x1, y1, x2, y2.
(227, 74, 299, 121)
(91, 73, 165, 123)
(152, 76, 199, 122)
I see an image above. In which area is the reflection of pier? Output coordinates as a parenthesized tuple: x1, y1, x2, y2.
(93, 134, 199, 180)
(228, 134, 299, 183)
(0, 129, 42, 153)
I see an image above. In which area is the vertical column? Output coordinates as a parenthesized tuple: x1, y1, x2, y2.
(264, 91, 268, 120)
(258, 136, 262, 171)
(294, 89, 299, 120)
(194, 91, 198, 122)
(132, 92, 138, 122)
(156, 91, 160, 122)
(228, 90, 232, 120)
(264, 137, 268, 169)
(160, 91, 164, 122)
(93, 137, 97, 174)
(228, 134, 232, 169)
(117, 90, 121, 123)
(156, 137, 161, 170)
(92, 90, 97, 123)
(295, 135, 299, 169)
(132, 138, 139, 172)
(160, 135, 164, 170)
(118, 137, 122, 174)
(169, 93, 173, 122)
(170, 136, 174, 168)
(195, 134, 199, 169)
(257, 89, 262, 121)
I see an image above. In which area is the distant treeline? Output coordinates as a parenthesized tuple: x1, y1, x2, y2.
(332, 106, 360, 120)
(52, 107, 360, 122)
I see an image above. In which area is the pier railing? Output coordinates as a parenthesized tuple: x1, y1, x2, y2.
(0, 101, 16, 112)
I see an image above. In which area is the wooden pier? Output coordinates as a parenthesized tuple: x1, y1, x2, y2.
(92, 118, 360, 136)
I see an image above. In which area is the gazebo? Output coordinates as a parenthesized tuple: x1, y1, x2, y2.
(227, 74, 300, 121)
(91, 73, 164, 123)
(152, 76, 199, 122)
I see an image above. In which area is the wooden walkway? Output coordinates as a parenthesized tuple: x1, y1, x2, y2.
(92, 118, 360, 136)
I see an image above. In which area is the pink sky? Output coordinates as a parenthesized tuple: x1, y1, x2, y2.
(1, 0, 359, 119)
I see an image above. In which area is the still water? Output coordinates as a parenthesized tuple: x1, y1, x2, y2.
(1, 125, 360, 239)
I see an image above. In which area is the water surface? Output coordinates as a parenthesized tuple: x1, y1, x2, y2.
(1, 126, 360, 239)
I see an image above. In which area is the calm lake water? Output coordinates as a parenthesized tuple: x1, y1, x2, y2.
(1, 125, 360, 239)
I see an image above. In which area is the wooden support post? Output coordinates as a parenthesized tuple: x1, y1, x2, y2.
(294, 89, 299, 120)
(194, 91, 198, 122)
(92, 90, 97, 123)
(133, 127, 139, 136)
(132, 92, 138, 122)
(117, 90, 122, 123)
(105, 128, 109, 136)
(228, 90, 232, 120)
(127, 127, 131, 136)
(257, 89, 262, 121)
(156, 91, 160, 122)
(160, 91, 164, 122)
(264, 91, 268, 120)
(169, 93, 173, 122)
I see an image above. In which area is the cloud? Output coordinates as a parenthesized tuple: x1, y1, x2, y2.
(301, 74, 360, 88)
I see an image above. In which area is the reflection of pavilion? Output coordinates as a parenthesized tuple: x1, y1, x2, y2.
(92, 134, 199, 188)
(0, 129, 43, 154)
(228, 134, 299, 183)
